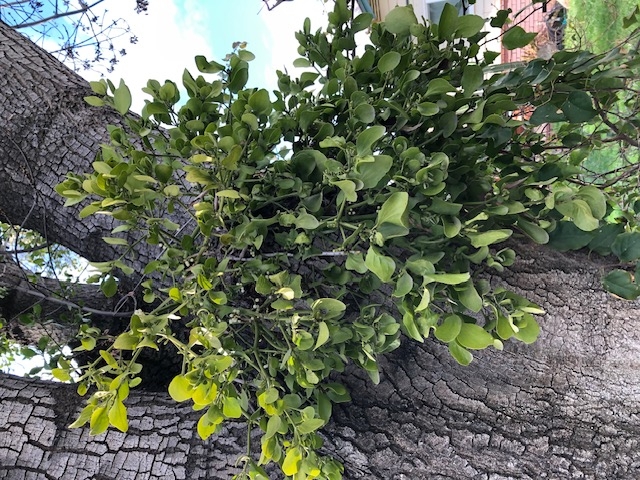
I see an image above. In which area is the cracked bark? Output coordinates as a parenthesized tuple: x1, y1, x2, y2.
(2, 244, 640, 479)
(1, 17, 640, 480)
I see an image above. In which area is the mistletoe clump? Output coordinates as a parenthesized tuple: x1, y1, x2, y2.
(56, 1, 640, 478)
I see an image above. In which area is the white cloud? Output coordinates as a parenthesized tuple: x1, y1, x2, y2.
(88, 0, 215, 111)
(258, 0, 330, 90)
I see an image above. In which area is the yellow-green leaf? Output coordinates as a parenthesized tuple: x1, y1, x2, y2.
(282, 446, 303, 476)
(223, 397, 242, 418)
(108, 400, 129, 432)
(168, 375, 193, 402)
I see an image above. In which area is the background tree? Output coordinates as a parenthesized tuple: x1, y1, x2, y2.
(0, 0, 149, 72)
(2, 1, 640, 478)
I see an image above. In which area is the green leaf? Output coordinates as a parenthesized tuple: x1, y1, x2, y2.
(443, 216, 462, 238)
(555, 199, 599, 231)
(102, 236, 128, 246)
(529, 103, 566, 125)
(547, 221, 594, 251)
(376, 192, 409, 240)
(293, 57, 311, 68)
(332, 180, 358, 202)
(356, 126, 386, 156)
(384, 5, 418, 36)
(113, 333, 138, 350)
(168, 375, 193, 402)
(265, 415, 281, 439)
(79, 203, 101, 219)
(576, 186, 606, 220)
(282, 447, 303, 476)
(238, 50, 255, 61)
(312, 298, 347, 319)
(438, 2, 458, 40)
(402, 311, 423, 342)
(223, 397, 242, 419)
(352, 12, 374, 32)
(611, 232, 640, 262)
(457, 281, 483, 312)
(424, 272, 470, 285)
(429, 197, 462, 216)
(354, 103, 376, 124)
(467, 229, 512, 248)
(352, 155, 392, 188)
(365, 246, 396, 283)
(101, 275, 118, 298)
(562, 91, 597, 123)
(461, 65, 483, 95)
(448, 341, 473, 365)
(417, 102, 440, 116)
(346, 252, 367, 273)
(298, 418, 325, 434)
(108, 400, 129, 432)
(249, 89, 272, 115)
(314, 321, 330, 349)
(603, 269, 640, 299)
(378, 51, 401, 73)
(215, 189, 241, 199)
(51, 368, 71, 382)
(502, 26, 537, 50)
(113, 80, 132, 115)
(517, 219, 549, 244)
(456, 323, 494, 349)
(90, 80, 107, 95)
(393, 271, 414, 297)
(84, 96, 104, 107)
(440, 111, 457, 138)
(415, 287, 431, 312)
(90, 407, 110, 436)
(228, 61, 249, 93)
(434, 314, 462, 343)
(197, 413, 217, 440)
(294, 213, 320, 230)
(588, 223, 625, 256)
(455, 15, 485, 38)
(425, 78, 456, 97)
(513, 315, 540, 344)
(69, 405, 94, 429)
(194, 55, 225, 74)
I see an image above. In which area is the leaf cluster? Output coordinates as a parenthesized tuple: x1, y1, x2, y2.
(54, 2, 640, 478)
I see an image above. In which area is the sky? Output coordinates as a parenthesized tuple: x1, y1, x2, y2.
(94, 0, 333, 110)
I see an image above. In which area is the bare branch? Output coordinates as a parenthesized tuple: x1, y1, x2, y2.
(13, 0, 107, 29)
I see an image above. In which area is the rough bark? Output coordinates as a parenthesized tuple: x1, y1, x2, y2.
(2, 244, 639, 479)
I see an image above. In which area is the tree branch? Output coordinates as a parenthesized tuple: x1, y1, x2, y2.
(13, 0, 106, 29)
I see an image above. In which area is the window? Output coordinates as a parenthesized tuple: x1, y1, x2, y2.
(417, 0, 473, 24)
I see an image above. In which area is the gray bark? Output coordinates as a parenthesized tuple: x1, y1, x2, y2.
(2, 244, 640, 479)
(0, 20, 160, 278)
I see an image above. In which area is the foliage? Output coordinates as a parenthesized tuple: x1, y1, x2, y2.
(54, 1, 640, 477)
(567, 0, 639, 53)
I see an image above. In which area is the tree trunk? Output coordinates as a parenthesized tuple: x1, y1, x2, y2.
(0, 21, 160, 276)
(2, 244, 639, 479)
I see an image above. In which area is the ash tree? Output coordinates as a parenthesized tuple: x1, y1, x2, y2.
(2, 1, 640, 479)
